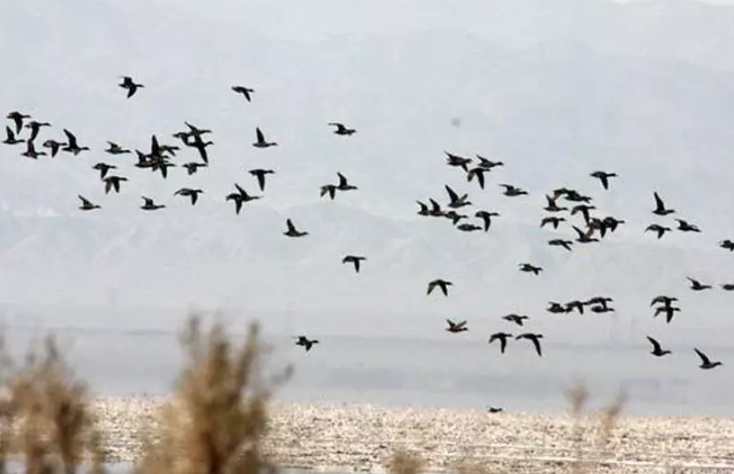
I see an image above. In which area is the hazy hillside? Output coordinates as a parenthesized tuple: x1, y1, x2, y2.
(1, 0, 734, 346)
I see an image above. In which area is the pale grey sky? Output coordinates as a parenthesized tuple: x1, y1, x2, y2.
(1, 0, 734, 346)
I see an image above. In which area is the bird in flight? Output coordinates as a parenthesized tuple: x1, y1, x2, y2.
(328, 122, 357, 136)
(445, 319, 468, 333)
(232, 85, 255, 102)
(694, 348, 722, 370)
(427, 279, 453, 296)
(119, 76, 145, 98)
(646, 336, 671, 357)
(295, 336, 319, 352)
(342, 255, 367, 273)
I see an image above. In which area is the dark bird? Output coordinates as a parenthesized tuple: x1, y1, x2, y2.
(427, 279, 453, 296)
(21, 140, 46, 159)
(92, 163, 117, 179)
(336, 172, 358, 191)
(320, 184, 337, 200)
(416, 201, 429, 216)
(3, 126, 24, 145)
(42, 139, 65, 157)
(342, 255, 367, 273)
(6, 111, 31, 134)
(284, 219, 308, 238)
(467, 167, 487, 189)
(565, 300, 585, 315)
(585, 296, 614, 308)
(150, 158, 176, 179)
(295, 336, 319, 352)
(105, 141, 130, 155)
(249, 169, 275, 192)
(445, 319, 468, 333)
(189, 134, 214, 164)
(62, 129, 89, 155)
(571, 204, 596, 224)
(590, 171, 617, 190)
(328, 122, 357, 136)
(540, 216, 565, 229)
(24, 120, 51, 142)
(652, 192, 675, 216)
(184, 121, 212, 137)
(694, 348, 722, 370)
(475, 155, 503, 170)
(645, 224, 671, 239)
(548, 239, 573, 251)
(650, 295, 678, 307)
(253, 127, 277, 148)
(103, 175, 128, 194)
(572, 226, 599, 244)
(547, 302, 569, 314)
(457, 223, 482, 232)
(174, 188, 203, 206)
(503, 314, 529, 326)
(445, 210, 468, 225)
(445, 185, 471, 208)
(519, 263, 542, 275)
(515, 333, 543, 357)
(232, 85, 255, 102)
(654, 305, 681, 324)
(445, 151, 472, 171)
(543, 195, 568, 213)
(78, 195, 101, 211)
(183, 162, 208, 175)
(646, 336, 671, 357)
(475, 210, 500, 232)
(487, 407, 504, 414)
(719, 239, 734, 252)
(560, 189, 592, 203)
(119, 76, 144, 98)
(721, 284, 734, 291)
(140, 196, 165, 211)
(675, 219, 701, 233)
(226, 194, 245, 215)
(500, 184, 528, 197)
(488, 332, 513, 354)
(427, 199, 445, 217)
(233, 184, 261, 204)
(687, 277, 712, 291)
(590, 304, 615, 314)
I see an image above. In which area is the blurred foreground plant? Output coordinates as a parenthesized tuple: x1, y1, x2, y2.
(132, 315, 292, 474)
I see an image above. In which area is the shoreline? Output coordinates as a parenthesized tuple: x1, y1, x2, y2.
(82, 396, 734, 473)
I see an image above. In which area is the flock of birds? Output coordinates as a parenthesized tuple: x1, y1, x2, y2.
(1, 75, 728, 390)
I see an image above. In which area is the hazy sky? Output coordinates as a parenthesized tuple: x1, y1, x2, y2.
(1, 0, 734, 346)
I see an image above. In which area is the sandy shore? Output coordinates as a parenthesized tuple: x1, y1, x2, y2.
(91, 396, 734, 473)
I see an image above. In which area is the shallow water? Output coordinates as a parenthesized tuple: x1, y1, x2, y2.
(3, 324, 733, 417)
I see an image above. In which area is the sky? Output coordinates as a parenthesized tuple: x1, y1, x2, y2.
(1, 0, 734, 352)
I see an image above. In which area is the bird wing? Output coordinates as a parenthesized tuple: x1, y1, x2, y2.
(63, 129, 78, 148)
(646, 336, 661, 352)
(694, 348, 711, 365)
(337, 172, 348, 187)
(256, 127, 265, 142)
(529, 336, 542, 356)
(444, 185, 458, 202)
(286, 219, 296, 233)
(78, 195, 90, 205)
(653, 192, 665, 211)
(455, 320, 467, 329)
